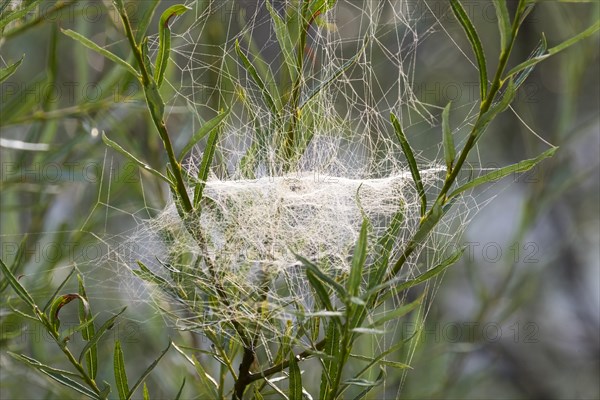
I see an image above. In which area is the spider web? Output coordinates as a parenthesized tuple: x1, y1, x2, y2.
(79, 1, 514, 397)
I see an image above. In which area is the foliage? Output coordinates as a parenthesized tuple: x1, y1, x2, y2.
(1, 1, 598, 399)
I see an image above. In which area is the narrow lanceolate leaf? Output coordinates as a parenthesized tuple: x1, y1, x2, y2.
(179, 109, 230, 161)
(396, 248, 464, 293)
(348, 220, 368, 297)
(78, 275, 97, 379)
(492, 0, 512, 53)
(296, 253, 346, 300)
(133, 261, 169, 286)
(61, 29, 138, 77)
(135, 0, 161, 42)
(43, 267, 76, 312)
(341, 341, 410, 395)
(0, 55, 24, 83)
(265, 0, 298, 83)
(548, 19, 600, 55)
(48, 293, 89, 332)
(449, 0, 488, 99)
(235, 39, 279, 115)
(79, 307, 127, 364)
(449, 147, 558, 199)
(8, 352, 98, 399)
(306, 268, 335, 312)
(367, 294, 423, 328)
(193, 125, 220, 208)
(300, 39, 366, 109)
(512, 38, 547, 90)
(0, 0, 41, 30)
(0, 235, 27, 294)
(374, 249, 463, 297)
(142, 383, 150, 400)
(127, 341, 172, 400)
(102, 132, 172, 184)
(188, 354, 219, 398)
(319, 322, 341, 399)
(473, 79, 516, 143)
(174, 377, 186, 400)
(390, 113, 426, 217)
(114, 341, 130, 400)
(155, 5, 190, 87)
(367, 208, 404, 292)
(442, 102, 455, 172)
(288, 354, 303, 400)
(412, 199, 444, 244)
(0, 257, 35, 307)
(506, 20, 600, 82)
(349, 366, 385, 400)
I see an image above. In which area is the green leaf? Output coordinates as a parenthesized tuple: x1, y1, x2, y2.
(390, 113, 426, 217)
(449, 147, 558, 199)
(296, 254, 347, 300)
(0, 0, 41, 30)
(349, 354, 410, 369)
(0, 235, 27, 294)
(155, 5, 190, 87)
(102, 132, 172, 184)
(300, 42, 364, 109)
(340, 341, 411, 396)
(306, 269, 335, 312)
(143, 383, 150, 400)
(473, 79, 516, 143)
(0, 55, 24, 83)
(513, 38, 547, 90)
(548, 19, 600, 56)
(492, 0, 512, 53)
(265, 0, 298, 84)
(319, 322, 341, 399)
(8, 352, 99, 399)
(449, 0, 488, 99)
(506, 20, 599, 82)
(348, 220, 368, 297)
(8, 352, 80, 378)
(79, 307, 127, 364)
(349, 366, 385, 400)
(133, 261, 170, 286)
(0, 257, 35, 307)
(442, 102, 455, 172)
(61, 29, 138, 77)
(188, 353, 219, 397)
(192, 118, 222, 208)
(396, 248, 464, 293)
(235, 39, 279, 115)
(78, 275, 97, 379)
(174, 377, 186, 400)
(135, 0, 161, 42)
(48, 293, 89, 332)
(372, 248, 463, 299)
(114, 341, 130, 400)
(367, 294, 423, 328)
(288, 353, 303, 399)
(367, 208, 403, 291)
(43, 267, 76, 312)
(126, 341, 172, 399)
(179, 109, 230, 161)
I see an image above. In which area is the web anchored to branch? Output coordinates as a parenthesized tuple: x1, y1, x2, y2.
(90, 0, 532, 397)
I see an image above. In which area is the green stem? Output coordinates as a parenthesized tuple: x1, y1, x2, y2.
(34, 306, 102, 396)
(282, 0, 314, 172)
(384, 0, 530, 299)
(115, 1, 193, 213)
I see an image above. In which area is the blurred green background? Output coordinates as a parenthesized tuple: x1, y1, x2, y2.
(1, 1, 598, 399)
